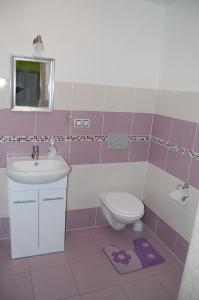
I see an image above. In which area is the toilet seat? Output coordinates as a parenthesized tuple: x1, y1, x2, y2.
(102, 192, 144, 217)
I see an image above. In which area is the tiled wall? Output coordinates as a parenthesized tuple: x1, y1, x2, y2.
(0, 109, 152, 166)
(0, 83, 199, 265)
(143, 90, 199, 263)
(0, 83, 154, 235)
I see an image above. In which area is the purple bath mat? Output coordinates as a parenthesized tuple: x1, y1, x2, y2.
(103, 238, 165, 274)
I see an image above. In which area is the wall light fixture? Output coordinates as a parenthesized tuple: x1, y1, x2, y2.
(33, 35, 44, 52)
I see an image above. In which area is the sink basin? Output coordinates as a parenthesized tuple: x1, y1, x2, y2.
(7, 155, 70, 184)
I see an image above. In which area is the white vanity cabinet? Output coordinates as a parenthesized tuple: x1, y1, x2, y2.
(8, 178, 67, 259)
(39, 189, 66, 254)
(10, 190, 38, 258)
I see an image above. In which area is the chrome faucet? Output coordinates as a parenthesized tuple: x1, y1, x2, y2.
(32, 145, 39, 160)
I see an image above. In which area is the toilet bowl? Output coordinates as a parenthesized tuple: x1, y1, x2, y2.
(100, 192, 144, 231)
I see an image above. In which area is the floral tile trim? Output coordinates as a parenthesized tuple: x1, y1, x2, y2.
(151, 136, 199, 160)
(0, 135, 150, 143)
(0, 135, 198, 160)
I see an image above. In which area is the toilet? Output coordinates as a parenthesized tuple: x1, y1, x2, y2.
(100, 192, 144, 231)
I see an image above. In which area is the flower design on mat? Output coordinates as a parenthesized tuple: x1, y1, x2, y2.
(112, 250, 132, 265)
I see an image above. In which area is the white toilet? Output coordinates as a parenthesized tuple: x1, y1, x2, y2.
(100, 192, 144, 231)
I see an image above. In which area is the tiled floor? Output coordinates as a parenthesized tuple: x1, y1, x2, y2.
(0, 225, 184, 300)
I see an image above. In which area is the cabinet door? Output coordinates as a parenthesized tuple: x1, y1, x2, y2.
(10, 191, 38, 258)
(39, 189, 66, 254)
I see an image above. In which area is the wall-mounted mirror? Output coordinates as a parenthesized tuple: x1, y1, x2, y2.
(11, 55, 55, 112)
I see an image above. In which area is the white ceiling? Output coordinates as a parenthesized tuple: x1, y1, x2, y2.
(145, 0, 178, 4)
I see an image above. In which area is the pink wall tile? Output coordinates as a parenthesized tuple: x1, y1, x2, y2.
(103, 112, 132, 134)
(70, 141, 101, 165)
(101, 142, 129, 163)
(188, 159, 199, 189)
(174, 235, 189, 263)
(156, 217, 177, 252)
(194, 126, 199, 152)
(0, 109, 35, 136)
(73, 83, 105, 105)
(38, 142, 70, 162)
(66, 208, 96, 230)
(170, 118, 197, 149)
(132, 113, 153, 135)
(166, 150, 191, 182)
(36, 110, 70, 136)
(152, 114, 172, 141)
(142, 206, 157, 233)
(129, 141, 149, 162)
(6, 142, 33, 157)
(0, 143, 7, 167)
(1, 217, 10, 239)
(148, 143, 167, 170)
(71, 111, 103, 135)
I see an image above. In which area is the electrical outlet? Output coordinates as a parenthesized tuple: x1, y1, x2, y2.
(74, 119, 90, 127)
(74, 119, 82, 127)
(82, 119, 90, 127)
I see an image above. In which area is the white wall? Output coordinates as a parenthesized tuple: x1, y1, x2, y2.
(0, 0, 164, 88)
(159, 0, 199, 91)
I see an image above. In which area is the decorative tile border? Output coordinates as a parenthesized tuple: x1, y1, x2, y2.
(151, 136, 199, 160)
(0, 134, 199, 160)
(129, 135, 150, 142)
(0, 135, 150, 143)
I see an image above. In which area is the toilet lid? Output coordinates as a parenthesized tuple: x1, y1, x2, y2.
(104, 192, 144, 216)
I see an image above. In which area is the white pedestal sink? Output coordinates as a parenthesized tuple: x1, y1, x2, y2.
(7, 155, 70, 184)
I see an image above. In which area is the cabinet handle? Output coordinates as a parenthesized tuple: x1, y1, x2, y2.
(42, 197, 64, 201)
(13, 200, 36, 204)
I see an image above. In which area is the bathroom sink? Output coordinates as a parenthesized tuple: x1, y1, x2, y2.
(7, 155, 70, 184)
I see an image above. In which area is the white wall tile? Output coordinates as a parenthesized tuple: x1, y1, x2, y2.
(72, 83, 106, 111)
(67, 162, 148, 210)
(68, 164, 102, 189)
(187, 186, 199, 216)
(178, 210, 196, 242)
(154, 90, 199, 123)
(172, 91, 199, 123)
(97, 163, 132, 187)
(144, 163, 165, 193)
(67, 187, 99, 210)
(105, 85, 135, 112)
(143, 185, 162, 214)
(134, 88, 157, 113)
(160, 169, 184, 200)
(0, 78, 10, 109)
(157, 172, 184, 233)
(143, 163, 165, 214)
(158, 195, 183, 232)
(54, 81, 73, 110)
(155, 89, 175, 117)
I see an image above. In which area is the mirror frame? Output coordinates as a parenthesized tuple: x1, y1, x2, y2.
(11, 55, 55, 112)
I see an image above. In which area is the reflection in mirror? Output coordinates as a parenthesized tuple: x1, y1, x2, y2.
(11, 56, 55, 112)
